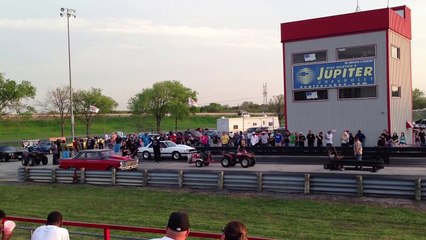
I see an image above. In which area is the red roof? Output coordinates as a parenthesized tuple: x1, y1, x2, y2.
(281, 6, 411, 42)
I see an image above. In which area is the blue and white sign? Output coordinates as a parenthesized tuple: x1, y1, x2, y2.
(293, 59, 375, 89)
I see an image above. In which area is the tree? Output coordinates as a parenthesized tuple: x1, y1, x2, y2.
(413, 88, 426, 110)
(200, 103, 224, 113)
(0, 73, 36, 117)
(268, 94, 285, 126)
(73, 88, 118, 136)
(39, 86, 70, 137)
(128, 80, 197, 132)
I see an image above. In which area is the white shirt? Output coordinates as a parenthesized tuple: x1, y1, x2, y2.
(325, 132, 333, 145)
(31, 225, 70, 240)
(150, 237, 174, 240)
(250, 135, 259, 145)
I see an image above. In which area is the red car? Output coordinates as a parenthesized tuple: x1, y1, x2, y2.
(59, 149, 139, 171)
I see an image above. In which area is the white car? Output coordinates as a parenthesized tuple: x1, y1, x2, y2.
(137, 140, 196, 160)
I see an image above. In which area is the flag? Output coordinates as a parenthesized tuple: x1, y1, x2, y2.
(304, 53, 316, 62)
(187, 98, 199, 107)
(89, 105, 100, 113)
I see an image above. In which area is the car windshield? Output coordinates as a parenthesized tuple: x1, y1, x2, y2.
(165, 141, 177, 147)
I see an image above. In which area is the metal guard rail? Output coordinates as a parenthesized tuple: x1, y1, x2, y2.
(18, 168, 425, 201)
(6, 216, 273, 240)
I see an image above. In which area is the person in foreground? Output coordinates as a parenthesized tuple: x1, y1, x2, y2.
(151, 211, 190, 240)
(0, 210, 15, 240)
(222, 221, 248, 240)
(31, 211, 70, 240)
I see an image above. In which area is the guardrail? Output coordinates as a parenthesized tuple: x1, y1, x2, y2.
(7, 215, 273, 240)
(18, 168, 425, 201)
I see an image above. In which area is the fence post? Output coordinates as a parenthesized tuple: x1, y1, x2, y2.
(24, 167, 29, 181)
(304, 174, 310, 195)
(415, 177, 422, 201)
(357, 175, 363, 197)
(104, 228, 110, 240)
(178, 170, 184, 188)
(80, 168, 85, 184)
(51, 169, 56, 183)
(111, 168, 116, 185)
(218, 171, 224, 190)
(257, 172, 263, 192)
(142, 169, 148, 186)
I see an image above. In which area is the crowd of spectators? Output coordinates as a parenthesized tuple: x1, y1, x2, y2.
(55, 126, 413, 160)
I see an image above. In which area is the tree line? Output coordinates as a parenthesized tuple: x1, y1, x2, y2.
(4, 71, 424, 136)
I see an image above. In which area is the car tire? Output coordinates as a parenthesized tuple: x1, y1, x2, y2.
(195, 160, 203, 167)
(4, 155, 10, 162)
(28, 156, 35, 166)
(172, 151, 181, 160)
(221, 157, 231, 167)
(41, 156, 48, 165)
(240, 158, 250, 168)
(249, 158, 256, 167)
(22, 158, 28, 166)
(143, 151, 151, 160)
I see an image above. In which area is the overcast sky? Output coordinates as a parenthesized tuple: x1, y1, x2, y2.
(1, 0, 425, 110)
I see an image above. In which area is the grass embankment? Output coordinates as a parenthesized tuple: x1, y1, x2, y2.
(1, 184, 425, 240)
(0, 115, 217, 144)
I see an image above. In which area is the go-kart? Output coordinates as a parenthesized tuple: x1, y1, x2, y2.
(221, 151, 256, 168)
(188, 151, 214, 167)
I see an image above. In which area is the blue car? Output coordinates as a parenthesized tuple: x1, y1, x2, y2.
(28, 141, 52, 154)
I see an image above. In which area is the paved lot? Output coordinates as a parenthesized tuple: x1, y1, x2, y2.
(1, 155, 425, 182)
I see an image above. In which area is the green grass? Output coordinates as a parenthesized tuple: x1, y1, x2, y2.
(0, 115, 217, 144)
(1, 184, 425, 239)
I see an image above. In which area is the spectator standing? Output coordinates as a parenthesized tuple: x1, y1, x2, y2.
(152, 136, 162, 163)
(325, 130, 334, 147)
(419, 129, 426, 145)
(353, 136, 363, 169)
(316, 132, 324, 147)
(341, 130, 349, 147)
(289, 132, 296, 147)
(306, 130, 315, 147)
(51, 140, 59, 165)
(150, 212, 190, 240)
(1, 210, 15, 240)
(274, 131, 283, 147)
(31, 211, 70, 240)
(260, 132, 269, 147)
(283, 130, 290, 147)
(249, 133, 258, 147)
(297, 132, 306, 147)
(221, 221, 248, 240)
(201, 133, 210, 147)
(399, 132, 406, 146)
(221, 132, 230, 147)
(348, 132, 355, 147)
(355, 130, 366, 146)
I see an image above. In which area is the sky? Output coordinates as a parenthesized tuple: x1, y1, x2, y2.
(0, 0, 425, 110)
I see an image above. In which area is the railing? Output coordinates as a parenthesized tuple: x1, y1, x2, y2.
(196, 146, 426, 160)
(18, 168, 425, 201)
(6, 216, 272, 240)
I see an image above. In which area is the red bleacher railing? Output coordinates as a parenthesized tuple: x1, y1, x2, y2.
(7, 216, 274, 240)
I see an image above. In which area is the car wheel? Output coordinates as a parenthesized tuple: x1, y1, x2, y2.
(249, 158, 256, 167)
(221, 157, 231, 167)
(4, 155, 10, 162)
(143, 151, 151, 159)
(195, 160, 203, 167)
(172, 151, 181, 160)
(28, 156, 35, 166)
(240, 158, 250, 168)
(41, 156, 48, 165)
(108, 166, 116, 171)
(22, 158, 28, 166)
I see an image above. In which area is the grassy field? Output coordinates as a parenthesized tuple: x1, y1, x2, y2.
(1, 183, 425, 240)
(0, 115, 217, 144)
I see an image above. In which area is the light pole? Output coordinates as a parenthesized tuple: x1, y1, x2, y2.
(60, 8, 76, 141)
